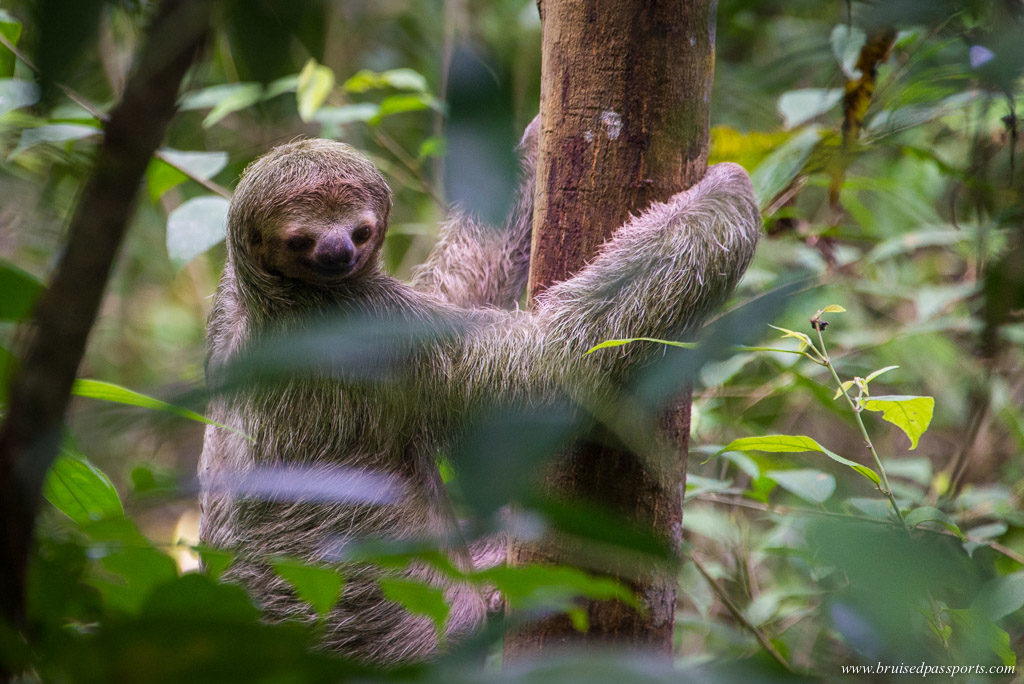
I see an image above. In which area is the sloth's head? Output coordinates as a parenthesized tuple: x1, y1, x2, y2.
(229, 139, 393, 286)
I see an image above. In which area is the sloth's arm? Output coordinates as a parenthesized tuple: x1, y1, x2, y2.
(410, 119, 538, 310)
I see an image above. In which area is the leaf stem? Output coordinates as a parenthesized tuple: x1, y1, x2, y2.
(814, 326, 905, 526)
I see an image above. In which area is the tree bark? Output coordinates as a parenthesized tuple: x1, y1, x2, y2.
(0, 0, 209, 632)
(505, 0, 716, 659)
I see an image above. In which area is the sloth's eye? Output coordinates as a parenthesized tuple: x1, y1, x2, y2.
(285, 235, 313, 252)
(352, 225, 372, 245)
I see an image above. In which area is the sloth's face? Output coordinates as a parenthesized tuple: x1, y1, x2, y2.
(258, 204, 385, 286)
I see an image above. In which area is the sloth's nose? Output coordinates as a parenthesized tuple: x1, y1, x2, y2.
(314, 232, 355, 269)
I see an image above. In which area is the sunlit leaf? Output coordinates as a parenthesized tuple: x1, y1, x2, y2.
(343, 68, 429, 94)
(833, 380, 855, 400)
(43, 447, 124, 523)
(315, 103, 379, 125)
(861, 395, 934, 450)
(147, 149, 228, 203)
(166, 195, 230, 267)
(767, 469, 836, 503)
(720, 435, 881, 486)
(777, 88, 842, 129)
(189, 83, 262, 128)
(297, 59, 335, 122)
(72, 378, 248, 439)
(864, 365, 899, 384)
(0, 11, 23, 78)
(0, 78, 38, 116)
(584, 337, 696, 355)
(11, 122, 100, 157)
(271, 557, 344, 619)
(831, 24, 866, 78)
(819, 305, 846, 314)
(768, 325, 813, 351)
(751, 125, 821, 207)
(373, 93, 439, 122)
(378, 577, 449, 635)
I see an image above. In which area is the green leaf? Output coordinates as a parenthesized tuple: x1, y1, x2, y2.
(314, 103, 379, 125)
(0, 259, 42, 321)
(720, 435, 881, 486)
(72, 378, 249, 439)
(10, 122, 100, 157)
(378, 576, 450, 636)
(768, 325, 814, 351)
(165, 195, 230, 267)
(905, 506, 961, 536)
(475, 564, 638, 611)
(146, 149, 228, 203)
(766, 469, 836, 504)
(0, 12, 23, 78)
(190, 83, 263, 128)
(972, 572, 1024, 621)
(751, 125, 821, 207)
(343, 68, 429, 94)
(830, 24, 866, 78)
(861, 395, 934, 450)
(271, 557, 345, 618)
(372, 93, 439, 122)
(43, 448, 124, 524)
(195, 545, 234, 581)
(0, 78, 38, 117)
(864, 365, 899, 384)
(819, 304, 846, 314)
(584, 337, 696, 355)
(777, 88, 842, 129)
(296, 59, 335, 122)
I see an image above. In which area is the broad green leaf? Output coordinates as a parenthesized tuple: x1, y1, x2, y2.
(11, 123, 100, 157)
(777, 88, 842, 129)
(766, 469, 836, 504)
(417, 136, 445, 159)
(271, 557, 345, 618)
(0, 78, 38, 117)
(751, 125, 821, 207)
(72, 378, 249, 439)
(0, 259, 42, 321)
(0, 12, 23, 78)
(147, 149, 228, 203)
(721, 435, 881, 486)
(861, 395, 934, 450)
(972, 572, 1024, 621)
(43, 448, 123, 524)
(83, 518, 179, 613)
(378, 577, 450, 635)
(166, 195, 230, 267)
(264, 74, 299, 99)
(867, 226, 970, 262)
(297, 59, 335, 122)
(819, 304, 846, 314)
(830, 24, 866, 78)
(343, 68, 429, 94)
(584, 337, 696, 355)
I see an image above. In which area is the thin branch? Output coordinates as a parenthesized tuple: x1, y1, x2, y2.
(689, 554, 795, 673)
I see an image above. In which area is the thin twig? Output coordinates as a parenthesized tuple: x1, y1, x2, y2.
(689, 554, 795, 673)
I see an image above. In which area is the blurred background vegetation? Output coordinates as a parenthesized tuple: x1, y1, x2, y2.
(1, 0, 1023, 680)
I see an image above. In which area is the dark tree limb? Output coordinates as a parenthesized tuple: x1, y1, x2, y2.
(0, 0, 210, 629)
(507, 0, 716, 659)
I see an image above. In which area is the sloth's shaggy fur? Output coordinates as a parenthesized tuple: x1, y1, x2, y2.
(199, 125, 760, 663)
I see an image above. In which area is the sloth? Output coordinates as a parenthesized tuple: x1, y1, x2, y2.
(198, 125, 761, 663)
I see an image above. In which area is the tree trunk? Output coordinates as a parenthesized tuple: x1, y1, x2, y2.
(505, 0, 716, 659)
